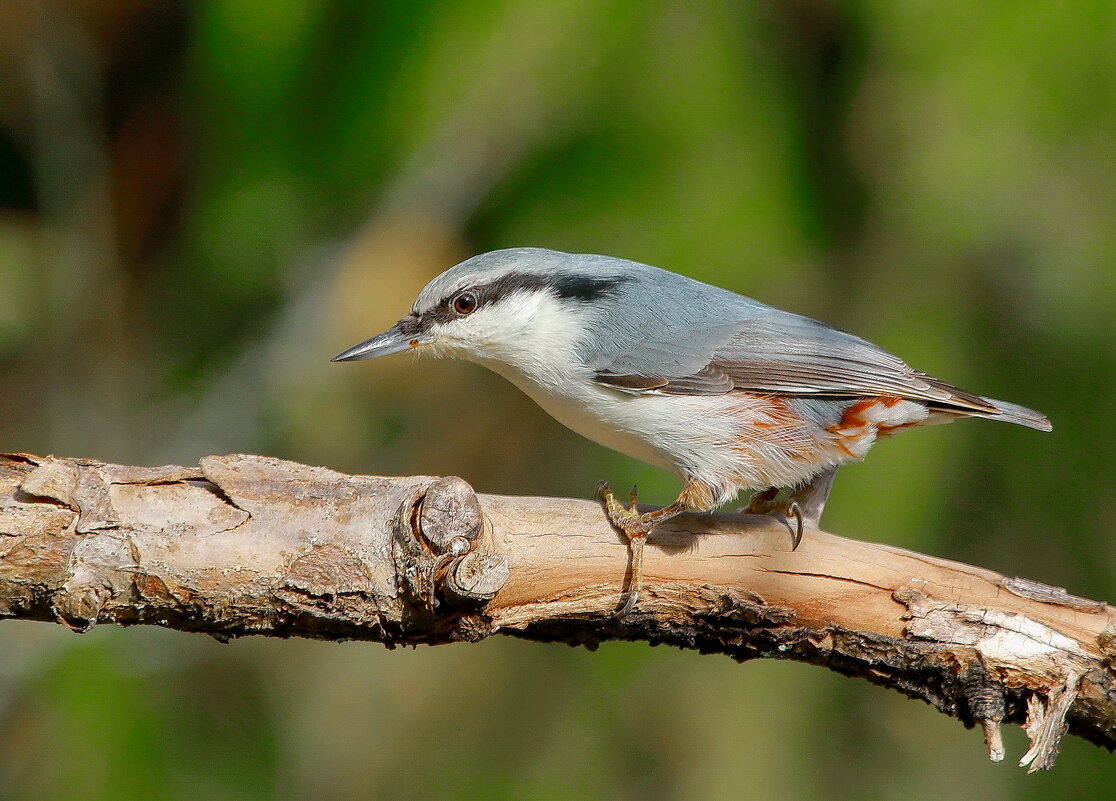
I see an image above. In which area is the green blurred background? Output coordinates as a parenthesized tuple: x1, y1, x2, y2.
(0, 1, 1114, 798)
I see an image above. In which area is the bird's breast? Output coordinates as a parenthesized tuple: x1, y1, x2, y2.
(486, 362, 679, 471)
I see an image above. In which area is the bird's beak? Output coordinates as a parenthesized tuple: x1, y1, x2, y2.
(331, 322, 426, 362)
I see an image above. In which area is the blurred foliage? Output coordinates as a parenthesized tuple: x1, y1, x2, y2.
(0, 1, 1114, 798)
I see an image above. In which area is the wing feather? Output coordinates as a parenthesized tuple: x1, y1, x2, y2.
(592, 313, 1000, 414)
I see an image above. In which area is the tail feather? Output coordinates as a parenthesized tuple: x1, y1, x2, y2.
(974, 396, 1053, 432)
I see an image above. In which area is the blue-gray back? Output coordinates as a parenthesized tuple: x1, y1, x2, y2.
(526, 250, 997, 413)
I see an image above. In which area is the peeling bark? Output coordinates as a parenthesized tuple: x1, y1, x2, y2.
(1, 452, 1113, 771)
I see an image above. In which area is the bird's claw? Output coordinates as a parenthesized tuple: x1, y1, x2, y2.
(745, 489, 805, 551)
(616, 584, 640, 617)
(786, 501, 803, 551)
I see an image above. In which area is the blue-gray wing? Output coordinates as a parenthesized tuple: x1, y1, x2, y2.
(592, 312, 1000, 414)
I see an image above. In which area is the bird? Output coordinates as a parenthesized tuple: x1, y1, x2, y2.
(333, 248, 1051, 612)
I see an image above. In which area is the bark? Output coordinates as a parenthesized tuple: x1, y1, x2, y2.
(1, 452, 1112, 771)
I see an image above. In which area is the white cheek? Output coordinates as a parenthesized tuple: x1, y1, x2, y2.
(436, 292, 588, 387)
(426, 308, 508, 358)
(459, 306, 515, 345)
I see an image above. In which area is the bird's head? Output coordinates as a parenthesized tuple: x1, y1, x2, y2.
(332, 248, 630, 381)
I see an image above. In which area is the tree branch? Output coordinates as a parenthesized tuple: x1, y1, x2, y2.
(1, 452, 1112, 770)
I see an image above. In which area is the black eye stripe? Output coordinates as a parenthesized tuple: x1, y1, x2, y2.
(549, 273, 631, 302)
(458, 272, 629, 311)
(411, 271, 630, 330)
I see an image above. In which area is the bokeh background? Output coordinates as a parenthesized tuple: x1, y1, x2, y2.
(1, 1, 1114, 799)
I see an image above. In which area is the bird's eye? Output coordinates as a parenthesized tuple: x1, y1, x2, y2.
(452, 292, 477, 316)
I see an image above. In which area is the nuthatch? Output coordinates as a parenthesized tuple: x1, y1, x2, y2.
(334, 248, 1051, 612)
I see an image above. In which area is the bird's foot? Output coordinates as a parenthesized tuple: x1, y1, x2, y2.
(596, 482, 650, 616)
(744, 488, 805, 550)
(596, 481, 655, 536)
(596, 482, 687, 616)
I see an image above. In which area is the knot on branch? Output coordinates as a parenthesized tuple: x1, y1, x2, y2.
(392, 476, 508, 611)
(52, 533, 139, 632)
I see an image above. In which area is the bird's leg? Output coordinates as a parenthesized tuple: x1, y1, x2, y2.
(745, 466, 838, 550)
(596, 481, 687, 615)
(789, 465, 837, 524)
